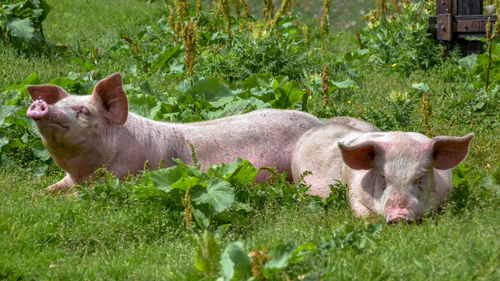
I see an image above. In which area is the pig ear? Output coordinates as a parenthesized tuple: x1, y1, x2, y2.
(92, 73, 128, 125)
(338, 141, 379, 170)
(432, 134, 473, 170)
(26, 84, 69, 104)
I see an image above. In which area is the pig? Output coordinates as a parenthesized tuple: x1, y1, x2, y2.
(26, 73, 321, 194)
(291, 116, 473, 223)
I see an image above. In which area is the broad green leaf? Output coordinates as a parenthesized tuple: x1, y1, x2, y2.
(149, 166, 184, 193)
(6, 18, 34, 42)
(331, 79, 357, 89)
(477, 53, 490, 67)
(203, 98, 271, 119)
(288, 242, 317, 264)
(243, 73, 277, 89)
(31, 141, 50, 161)
(0, 137, 8, 152)
(139, 80, 155, 96)
(169, 57, 185, 73)
(47, 78, 83, 94)
(1, 90, 23, 106)
(273, 80, 305, 109)
(411, 82, 430, 93)
(263, 242, 296, 276)
(230, 160, 257, 186)
(458, 55, 477, 72)
(0, 105, 17, 125)
(70, 57, 94, 72)
(192, 204, 211, 229)
(220, 242, 252, 281)
(152, 45, 181, 71)
(195, 231, 221, 277)
(188, 78, 234, 107)
(5, 72, 40, 93)
(171, 175, 202, 191)
(207, 159, 242, 179)
(191, 178, 234, 213)
(176, 79, 192, 94)
(133, 184, 174, 199)
(127, 93, 161, 119)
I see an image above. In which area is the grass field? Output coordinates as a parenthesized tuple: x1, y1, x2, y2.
(1, 0, 499, 280)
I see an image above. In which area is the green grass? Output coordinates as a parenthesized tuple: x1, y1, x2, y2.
(0, 0, 499, 280)
(1, 169, 498, 280)
(0, 0, 164, 89)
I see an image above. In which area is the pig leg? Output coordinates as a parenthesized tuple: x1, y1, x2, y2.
(33, 173, 75, 197)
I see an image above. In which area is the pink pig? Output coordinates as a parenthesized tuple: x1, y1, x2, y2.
(292, 117, 473, 223)
(26, 73, 321, 194)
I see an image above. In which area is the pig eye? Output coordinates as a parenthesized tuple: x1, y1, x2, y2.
(415, 176, 426, 190)
(379, 174, 387, 190)
(73, 107, 90, 118)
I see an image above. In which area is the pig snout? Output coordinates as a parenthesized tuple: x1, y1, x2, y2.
(384, 194, 418, 224)
(27, 99, 49, 120)
(385, 208, 411, 224)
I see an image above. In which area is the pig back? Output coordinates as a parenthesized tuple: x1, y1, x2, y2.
(177, 109, 321, 181)
(323, 116, 380, 132)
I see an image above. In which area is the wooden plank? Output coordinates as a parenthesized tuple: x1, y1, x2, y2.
(456, 0, 482, 15)
(455, 15, 498, 34)
(436, 0, 453, 14)
(437, 14, 453, 41)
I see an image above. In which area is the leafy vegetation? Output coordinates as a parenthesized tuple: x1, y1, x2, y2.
(0, 0, 499, 280)
(0, 0, 50, 51)
(360, 0, 444, 73)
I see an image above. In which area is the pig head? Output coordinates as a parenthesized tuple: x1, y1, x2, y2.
(292, 117, 473, 223)
(27, 73, 130, 192)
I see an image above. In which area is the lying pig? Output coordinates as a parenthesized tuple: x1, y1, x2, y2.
(292, 116, 473, 223)
(26, 73, 321, 194)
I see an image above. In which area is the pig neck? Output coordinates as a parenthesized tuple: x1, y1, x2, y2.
(106, 113, 192, 177)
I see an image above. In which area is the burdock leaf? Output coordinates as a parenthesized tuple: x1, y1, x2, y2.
(7, 18, 35, 42)
(191, 178, 234, 213)
(220, 242, 252, 281)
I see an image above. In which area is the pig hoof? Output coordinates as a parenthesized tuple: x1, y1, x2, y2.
(31, 185, 77, 198)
